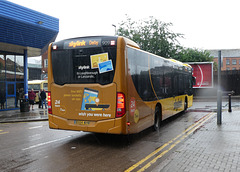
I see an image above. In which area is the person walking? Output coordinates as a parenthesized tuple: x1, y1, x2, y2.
(28, 89, 36, 110)
(40, 89, 47, 109)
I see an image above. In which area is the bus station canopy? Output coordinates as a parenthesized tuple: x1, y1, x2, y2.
(0, 0, 59, 57)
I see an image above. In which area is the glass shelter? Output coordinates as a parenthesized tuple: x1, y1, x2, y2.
(0, 54, 24, 110)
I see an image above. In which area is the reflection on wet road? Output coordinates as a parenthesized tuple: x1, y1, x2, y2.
(125, 112, 215, 172)
(0, 102, 218, 172)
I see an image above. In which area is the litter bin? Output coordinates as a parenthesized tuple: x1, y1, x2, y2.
(20, 99, 29, 112)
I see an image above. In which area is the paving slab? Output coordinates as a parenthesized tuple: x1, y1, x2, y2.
(0, 104, 48, 123)
(153, 107, 240, 172)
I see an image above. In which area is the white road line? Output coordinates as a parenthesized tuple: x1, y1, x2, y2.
(28, 125, 43, 129)
(22, 135, 72, 151)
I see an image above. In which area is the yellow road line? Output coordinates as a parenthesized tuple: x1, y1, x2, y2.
(0, 131, 9, 135)
(125, 112, 215, 172)
(138, 112, 214, 172)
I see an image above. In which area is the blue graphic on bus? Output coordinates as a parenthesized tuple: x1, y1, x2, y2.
(81, 88, 98, 110)
(98, 60, 113, 74)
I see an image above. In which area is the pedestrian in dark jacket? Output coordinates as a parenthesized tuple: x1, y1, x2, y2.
(40, 89, 47, 109)
(38, 90, 42, 108)
(0, 88, 6, 109)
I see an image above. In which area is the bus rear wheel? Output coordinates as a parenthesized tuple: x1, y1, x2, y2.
(184, 97, 188, 111)
(153, 106, 162, 131)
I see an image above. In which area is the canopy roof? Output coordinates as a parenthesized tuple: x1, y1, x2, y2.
(0, 0, 59, 57)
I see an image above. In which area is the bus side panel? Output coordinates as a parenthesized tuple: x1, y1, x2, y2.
(113, 37, 128, 94)
(126, 61, 153, 134)
(160, 94, 193, 121)
(110, 37, 136, 134)
(160, 95, 183, 120)
(188, 95, 193, 108)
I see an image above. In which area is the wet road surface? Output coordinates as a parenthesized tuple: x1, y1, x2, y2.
(0, 102, 218, 172)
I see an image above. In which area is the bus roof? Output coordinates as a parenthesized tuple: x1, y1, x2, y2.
(168, 59, 192, 69)
(121, 36, 140, 49)
(28, 80, 48, 84)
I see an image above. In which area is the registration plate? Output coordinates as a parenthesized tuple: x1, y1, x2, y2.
(74, 120, 90, 125)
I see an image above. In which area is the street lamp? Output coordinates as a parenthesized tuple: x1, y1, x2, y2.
(112, 24, 116, 36)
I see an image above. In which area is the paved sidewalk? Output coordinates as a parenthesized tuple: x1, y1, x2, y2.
(0, 104, 48, 123)
(153, 107, 240, 172)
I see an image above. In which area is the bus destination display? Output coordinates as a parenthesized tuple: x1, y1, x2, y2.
(64, 38, 101, 49)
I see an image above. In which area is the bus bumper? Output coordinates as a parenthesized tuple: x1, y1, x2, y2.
(48, 114, 127, 134)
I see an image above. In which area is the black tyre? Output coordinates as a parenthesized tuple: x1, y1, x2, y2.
(153, 106, 161, 131)
(184, 98, 188, 111)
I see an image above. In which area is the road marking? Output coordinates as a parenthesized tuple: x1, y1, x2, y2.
(125, 112, 215, 172)
(28, 125, 43, 129)
(0, 130, 9, 135)
(22, 135, 72, 151)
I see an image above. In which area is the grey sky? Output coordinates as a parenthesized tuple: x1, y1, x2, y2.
(8, 0, 240, 50)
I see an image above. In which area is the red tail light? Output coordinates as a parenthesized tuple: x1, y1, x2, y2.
(48, 92, 52, 114)
(116, 92, 126, 118)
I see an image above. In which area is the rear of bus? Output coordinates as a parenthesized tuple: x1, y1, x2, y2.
(48, 36, 129, 134)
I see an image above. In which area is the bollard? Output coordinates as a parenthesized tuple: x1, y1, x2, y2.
(228, 93, 232, 112)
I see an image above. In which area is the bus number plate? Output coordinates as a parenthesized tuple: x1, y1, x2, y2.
(74, 120, 90, 125)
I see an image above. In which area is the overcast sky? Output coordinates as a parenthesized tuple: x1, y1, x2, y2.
(8, 0, 240, 50)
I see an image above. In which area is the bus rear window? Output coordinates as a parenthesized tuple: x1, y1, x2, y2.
(28, 84, 40, 91)
(51, 46, 117, 85)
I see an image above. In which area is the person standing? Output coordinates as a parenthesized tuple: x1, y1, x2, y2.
(38, 90, 42, 108)
(40, 89, 47, 109)
(0, 88, 6, 109)
(28, 89, 36, 110)
(16, 88, 20, 108)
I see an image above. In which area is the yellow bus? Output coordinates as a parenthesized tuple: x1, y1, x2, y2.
(28, 80, 48, 102)
(48, 36, 193, 134)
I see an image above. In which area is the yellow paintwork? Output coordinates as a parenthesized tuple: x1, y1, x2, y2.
(48, 37, 193, 134)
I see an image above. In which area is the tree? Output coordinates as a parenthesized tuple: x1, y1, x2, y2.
(173, 48, 214, 62)
(117, 15, 214, 63)
(117, 15, 183, 58)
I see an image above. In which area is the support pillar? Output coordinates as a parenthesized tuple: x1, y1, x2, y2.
(217, 50, 222, 125)
(24, 49, 28, 99)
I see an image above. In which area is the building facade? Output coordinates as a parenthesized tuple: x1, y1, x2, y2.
(41, 51, 48, 80)
(0, 0, 58, 111)
(209, 49, 240, 70)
